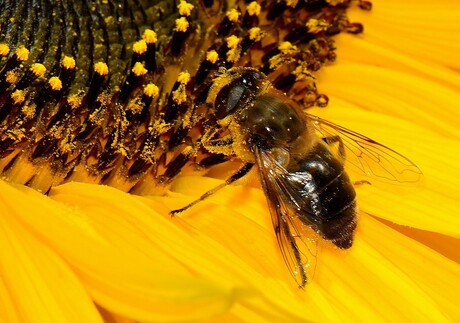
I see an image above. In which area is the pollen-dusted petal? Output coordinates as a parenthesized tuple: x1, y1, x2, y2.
(0, 190, 102, 322)
(309, 104, 460, 238)
(346, 0, 460, 70)
(318, 64, 460, 140)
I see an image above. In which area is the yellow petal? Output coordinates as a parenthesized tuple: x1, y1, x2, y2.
(0, 188, 102, 323)
(314, 215, 460, 321)
(4, 180, 240, 321)
(318, 64, 460, 139)
(334, 33, 460, 92)
(3, 179, 316, 321)
(347, 0, 460, 69)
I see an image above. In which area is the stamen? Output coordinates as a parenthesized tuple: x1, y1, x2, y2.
(177, 1, 194, 16)
(0, 0, 370, 193)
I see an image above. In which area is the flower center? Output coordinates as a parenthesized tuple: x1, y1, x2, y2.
(0, 0, 370, 194)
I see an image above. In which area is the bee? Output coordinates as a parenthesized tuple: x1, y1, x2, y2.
(171, 67, 422, 287)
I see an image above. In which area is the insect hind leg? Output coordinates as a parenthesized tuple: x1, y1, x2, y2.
(170, 163, 254, 216)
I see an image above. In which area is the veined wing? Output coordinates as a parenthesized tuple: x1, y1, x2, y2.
(306, 114, 422, 184)
(255, 148, 318, 288)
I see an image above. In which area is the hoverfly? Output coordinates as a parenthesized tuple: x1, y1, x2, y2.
(171, 67, 422, 287)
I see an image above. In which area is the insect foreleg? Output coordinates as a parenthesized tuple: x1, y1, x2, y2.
(170, 163, 254, 216)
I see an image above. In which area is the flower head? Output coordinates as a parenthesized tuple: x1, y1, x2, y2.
(0, 0, 459, 322)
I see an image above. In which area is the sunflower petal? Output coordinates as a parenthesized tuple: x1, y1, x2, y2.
(347, 0, 460, 69)
(318, 64, 460, 139)
(334, 33, 460, 92)
(1, 180, 240, 321)
(0, 182, 102, 323)
(316, 215, 460, 321)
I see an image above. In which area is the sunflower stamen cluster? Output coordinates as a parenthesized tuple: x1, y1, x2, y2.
(0, 0, 369, 194)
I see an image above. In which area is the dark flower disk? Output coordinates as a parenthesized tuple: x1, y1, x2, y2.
(0, 0, 365, 194)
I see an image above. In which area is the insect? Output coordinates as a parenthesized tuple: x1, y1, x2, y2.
(171, 67, 422, 287)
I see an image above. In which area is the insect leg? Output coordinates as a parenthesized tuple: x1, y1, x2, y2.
(205, 136, 233, 147)
(170, 162, 254, 215)
(198, 153, 230, 168)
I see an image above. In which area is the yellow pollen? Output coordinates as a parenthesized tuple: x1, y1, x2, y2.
(49, 76, 62, 91)
(278, 41, 297, 53)
(248, 27, 264, 41)
(178, 0, 194, 16)
(306, 19, 329, 33)
(30, 63, 47, 77)
(132, 62, 148, 76)
(61, 55, 76, 69)
(0, 43, 10, 56)
(226, 35, 240, 49)
(286, 0, 299, 7)
(94, 62, 109, 75)
(144, 83, 159, 97)
(293, 64, 315, 81)
(21, 104, 36, 119)
(68, 94, 83, 108)
(247, 2, 261, 16)
(175, 17, 189, 32)
(6, 71, 18, 84)
(206, 50, 219, 64)
(226, 9, 240, 22)
(15, 46, 29, 61)
(133, 39, 147, 54)
(143, 29, 157, 44)
(172, 86, 187, 104)
(177, 71, 191, 84)
(226, 48, 241, 63)
(11, 90, 25, 104)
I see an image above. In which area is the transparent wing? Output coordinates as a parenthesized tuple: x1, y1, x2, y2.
(306, 114, 423, 183)
(255, 148, 318, 288)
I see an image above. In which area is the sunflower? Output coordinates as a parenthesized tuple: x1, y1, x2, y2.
(1, 0, 459, 322)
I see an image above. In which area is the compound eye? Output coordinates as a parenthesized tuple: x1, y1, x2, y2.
(214, 71, 262, 119)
